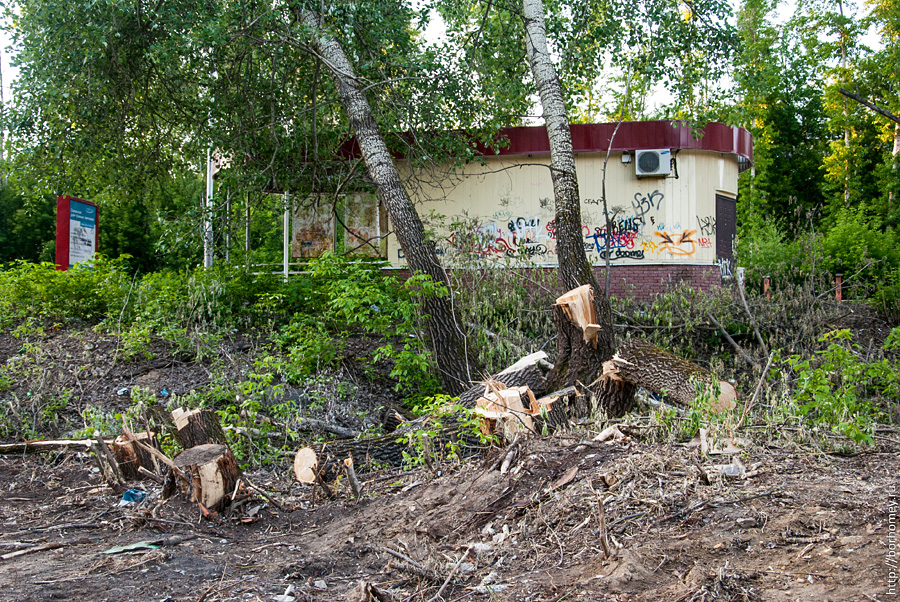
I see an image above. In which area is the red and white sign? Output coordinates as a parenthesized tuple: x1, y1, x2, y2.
(56, 195, 99, 270)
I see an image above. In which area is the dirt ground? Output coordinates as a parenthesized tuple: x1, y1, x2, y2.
(1, 429, 897, 602)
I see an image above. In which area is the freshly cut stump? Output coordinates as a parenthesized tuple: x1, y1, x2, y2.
(544, 284, 635, 420)
(111, 431, 157, 480)
(171, 408, 227, 449)
(173, 444, 240, 512)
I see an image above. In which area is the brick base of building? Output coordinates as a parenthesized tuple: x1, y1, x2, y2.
(385, 263, 723, 302)
(598, 264, 723, 301)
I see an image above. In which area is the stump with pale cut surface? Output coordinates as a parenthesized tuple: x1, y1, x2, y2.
(111, 431, 157, 480)
(171, 408, 226, 449)
(173, 443, 240, 512)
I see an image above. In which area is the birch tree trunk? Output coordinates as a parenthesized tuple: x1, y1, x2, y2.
(522, 0, 634, 416)
(296, 6, 474, 395)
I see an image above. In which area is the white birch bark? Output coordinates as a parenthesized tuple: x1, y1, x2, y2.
(522, 0, 635, 415)
(522, 0, 613, 354)
(295, 6, 473, 394)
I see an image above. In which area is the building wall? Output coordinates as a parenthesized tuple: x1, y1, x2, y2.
(389, 149, 738, 283)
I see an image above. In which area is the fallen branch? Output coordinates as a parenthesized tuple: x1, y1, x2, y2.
(0, 439, 109, 454)
(1, 538, 90, 561)
(601, 338, 737, 411)
(241, 474, 285, 511)
(737, 352, 776, 429)
(839, 88, 900, 125)
(737, 279, 769, 357)
(707, 313, 759, 369)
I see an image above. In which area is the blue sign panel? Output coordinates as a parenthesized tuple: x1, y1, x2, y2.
(68, 199, 97, 268)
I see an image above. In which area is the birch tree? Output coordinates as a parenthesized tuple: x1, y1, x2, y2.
(520, 0, 631, 414)
(294, 5, 476, 394)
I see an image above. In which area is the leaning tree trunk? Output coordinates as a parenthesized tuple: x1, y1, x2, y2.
(296, 6, 476, 395)
(522, 0, 633, 416)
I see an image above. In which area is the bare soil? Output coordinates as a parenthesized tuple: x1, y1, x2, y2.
(1, 430, 897, 602)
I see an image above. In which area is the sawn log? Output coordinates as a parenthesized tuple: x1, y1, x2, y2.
(603, 338, 737, 411)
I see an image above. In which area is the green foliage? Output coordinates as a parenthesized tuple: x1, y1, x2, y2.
(273, 317, 341, 383)
(373, 341, 438, 397)
(785, 329, 896, 444)
(399, 394, 494, 470)
(0, 256, 133, 328)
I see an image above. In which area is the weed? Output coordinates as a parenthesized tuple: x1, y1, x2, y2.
(785, 329, 893, 444)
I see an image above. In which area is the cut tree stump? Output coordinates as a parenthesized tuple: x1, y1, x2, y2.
(602, 338, 737, 411)
(171, 408, 226, 449)
(173, 443, 240, 512)
(544, 284, 635, 421)
(112, 431, 158, 480)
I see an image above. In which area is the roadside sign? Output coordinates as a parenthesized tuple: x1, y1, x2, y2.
(56, 195, 98, 270)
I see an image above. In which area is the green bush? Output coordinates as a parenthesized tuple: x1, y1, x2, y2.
(0, 256, 132, 327)
(786, 328, 897, 444)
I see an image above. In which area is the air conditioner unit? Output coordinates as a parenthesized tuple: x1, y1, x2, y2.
(634, 149, 672, 176)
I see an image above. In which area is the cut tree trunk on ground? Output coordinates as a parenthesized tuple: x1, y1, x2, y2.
(0, 439, 113, 453)
(112, 431, 158, 480)
(171, 408, 226, 449)
(173, 443, 240, 513)
(603, 338, 737, 411)
(544, 285, 635, 421)
(459, 351, 551, 407)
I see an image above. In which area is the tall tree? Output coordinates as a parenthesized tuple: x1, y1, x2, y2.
(520, 0, 629, 414)
(293, 4, 477, 394)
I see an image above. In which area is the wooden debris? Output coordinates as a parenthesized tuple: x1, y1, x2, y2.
(171, 408, 226, 449)
(293, 447, 318, 483)
(472, 381, 552, 444)
(111, 431, 157, 480)
(344, 457, 362, 498)
(0, 438, 109, 454)
(1, 538, 91, 561)
(556, 284, 602, 345)
(292, 447, 334, 499)
(593, 425, 627, 443)
(350, 580, 395, 602)
(91, 435, 125, 488)
(173, 443, 240, 513)
(550, 465, 578, 491)
(601, 338, 737, 411)
(459, 351, 551, 407)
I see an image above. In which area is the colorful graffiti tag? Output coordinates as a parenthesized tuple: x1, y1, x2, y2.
(654, 229, 698, 257)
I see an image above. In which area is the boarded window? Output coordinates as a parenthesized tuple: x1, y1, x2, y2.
(343, 193, 386, 257)
(292, 195, 334, 258)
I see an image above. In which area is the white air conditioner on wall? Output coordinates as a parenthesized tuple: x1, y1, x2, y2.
(634, 149, 672, 176)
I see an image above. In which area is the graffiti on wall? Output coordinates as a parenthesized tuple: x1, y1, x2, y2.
(654, 229, 698, 257)
(387, 185, 726, 267)
(632, 190, 665, 218)
(697, 215, 716, 236)
(443, 215, 553, 259)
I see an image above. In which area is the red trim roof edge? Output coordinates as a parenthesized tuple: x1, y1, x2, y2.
(480, 121, 752, 163)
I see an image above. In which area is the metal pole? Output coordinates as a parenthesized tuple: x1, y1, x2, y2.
(204, 147, 214, 268)
(225, 189, 231, 265)
(283, 191, 290, 281)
